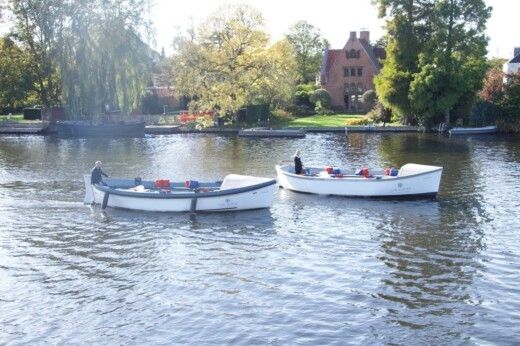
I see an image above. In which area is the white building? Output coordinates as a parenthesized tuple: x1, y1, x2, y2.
(503, 47, 520, 76)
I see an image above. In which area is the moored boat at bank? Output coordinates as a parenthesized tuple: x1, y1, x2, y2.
(449, 125, 497, 135)
(84, 174, 277, 212)
(57, 120, 145, 137)
(276, 163, 443, 197)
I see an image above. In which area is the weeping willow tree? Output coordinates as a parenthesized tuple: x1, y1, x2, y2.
(60, 0, 153, 118)
(9, 0, 153, 119)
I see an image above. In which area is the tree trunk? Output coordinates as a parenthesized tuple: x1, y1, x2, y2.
(444, 109, 450, 127)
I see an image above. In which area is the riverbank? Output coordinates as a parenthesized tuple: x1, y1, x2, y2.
(0, 120, 48, 134)
(0, 122, 428, 135)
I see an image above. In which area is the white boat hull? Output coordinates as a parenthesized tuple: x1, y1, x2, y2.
(449, 125, 497, 135)
(84, 175, 276, 212)
(276, 163, 442, 197)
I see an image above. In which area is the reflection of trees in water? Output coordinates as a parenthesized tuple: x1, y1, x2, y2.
(374, 199, 485, 343)
(374, 133, 490, 342)
(0, 135, 155, 181)
(377, 133, 469, 167)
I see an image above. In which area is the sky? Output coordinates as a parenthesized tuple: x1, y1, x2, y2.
(149, 0, 518, 59)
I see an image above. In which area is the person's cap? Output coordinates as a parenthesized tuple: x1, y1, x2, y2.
(294, 149, 300, 156)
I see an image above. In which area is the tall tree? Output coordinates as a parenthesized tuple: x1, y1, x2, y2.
(285, 20, 328, 84)
(409, 0, 491, 125)
(0, 36, 37, 110)
(171, 4, 297, 120)
(374, 0, 490, 126)
(8, 0, 154, 117)
(9, 0, 64, 107)
(374, 0, 433, 123)
(58, 0, 154, 117)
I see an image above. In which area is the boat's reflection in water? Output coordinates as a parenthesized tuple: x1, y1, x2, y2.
(96, 206, 276, 236)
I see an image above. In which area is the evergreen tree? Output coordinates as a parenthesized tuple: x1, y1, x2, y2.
(374, 0, 491, 126)
(409, 0, 491, 125)
(374, 0, 433, 124)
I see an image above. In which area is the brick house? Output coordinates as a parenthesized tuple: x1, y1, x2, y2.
(319, 31, 385, 111)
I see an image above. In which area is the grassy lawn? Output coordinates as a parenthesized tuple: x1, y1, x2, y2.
(284, 114, 363, 127)
(0, 114, 23, 121)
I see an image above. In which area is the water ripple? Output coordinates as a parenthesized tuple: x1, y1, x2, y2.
(1, 134, 520, 344)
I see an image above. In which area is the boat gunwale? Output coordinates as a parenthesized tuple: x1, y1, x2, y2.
(276, 164, 443, 182)
(93, 179, 277, 199)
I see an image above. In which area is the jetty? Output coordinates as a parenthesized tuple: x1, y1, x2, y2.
(0, 121, 48, 135)
(145, 125, 181, 134)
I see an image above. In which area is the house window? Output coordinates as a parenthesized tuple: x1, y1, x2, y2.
(351, 68, 356, 77)
(346, 49, 360, 59)
(357, 67, 363, 76)
(343, 67, 349, 77)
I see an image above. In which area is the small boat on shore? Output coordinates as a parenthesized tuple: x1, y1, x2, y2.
(84, 174, 277, 212)
(238, 128, 306, 138)
(276, 163, 443, 197)
(449, 125, 497, 135)
(57, 120, 145, 137)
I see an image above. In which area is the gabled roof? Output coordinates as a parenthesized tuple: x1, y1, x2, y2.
(509, 53, 520, 64)
(319, 36, 386, 83)
(359, 39, 381, 70)
(320, 48, 342, 82)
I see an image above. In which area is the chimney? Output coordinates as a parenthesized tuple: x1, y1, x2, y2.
(349, 31, 357, 40)
(514, 47, 520, 58)
(360, 30, 370, 43)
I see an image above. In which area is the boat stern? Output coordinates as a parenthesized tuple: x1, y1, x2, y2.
(83, 174, 94, 204)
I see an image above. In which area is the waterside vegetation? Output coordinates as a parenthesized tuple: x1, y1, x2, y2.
(0, 0, 519, 132)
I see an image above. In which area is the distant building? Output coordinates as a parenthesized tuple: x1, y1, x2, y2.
(503, 47, 520, 77)
(319, 31, 385, 111)
(145, 51, 182, 113)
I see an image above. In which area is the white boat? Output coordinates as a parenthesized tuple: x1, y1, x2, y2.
(276, 163, 443, 197)
(83, 174, 277, 212)
(238, 128, 306, 138)
(449, 125, 497, 135)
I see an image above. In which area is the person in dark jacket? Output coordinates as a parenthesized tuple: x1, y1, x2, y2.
(91, 161, 109, 185)
(294, 149, 303, 175)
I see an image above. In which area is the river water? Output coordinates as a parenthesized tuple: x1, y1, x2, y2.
(0, 133, 519, 344)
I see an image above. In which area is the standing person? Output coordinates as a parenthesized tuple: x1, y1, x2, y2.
(294, 149, 303, 175)
(91, 161, 109, 185)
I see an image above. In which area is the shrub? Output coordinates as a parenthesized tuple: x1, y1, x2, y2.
(345, 117, 371, 126)
(314, 100, 334, 115)
(271, 108, 293, 122)
(286, 104, 314, 116)
(361, 90, 377, 110)
(295, 83, 317, 107)
(309, 89, 332, 109)
(366, 102, 392, 124)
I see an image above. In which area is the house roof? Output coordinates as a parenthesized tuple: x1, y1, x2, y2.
(320, 48, 342, 82)
(359, 39, 381, 69)
(509, 53, 520, 64)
